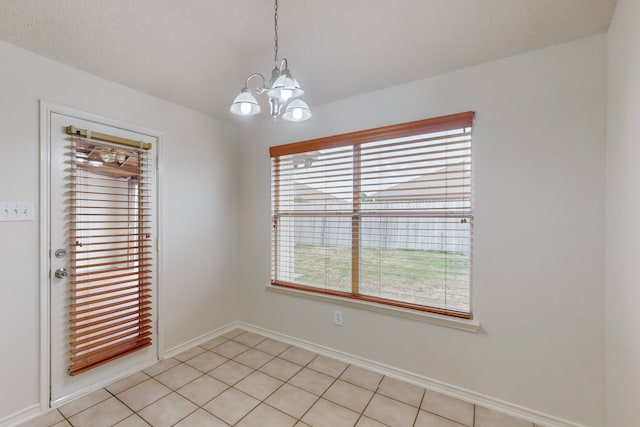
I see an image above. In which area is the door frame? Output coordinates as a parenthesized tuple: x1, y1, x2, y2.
(39, 101, 164, 409)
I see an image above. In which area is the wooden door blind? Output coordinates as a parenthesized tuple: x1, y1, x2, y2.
(67, 136, 153, 376)
(270, 112, 474, 318)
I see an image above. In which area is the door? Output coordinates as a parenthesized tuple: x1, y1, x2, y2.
(48, 110, 158, 405)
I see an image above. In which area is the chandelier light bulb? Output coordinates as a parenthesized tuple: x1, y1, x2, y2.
(240, 102, 252, 114)
(282, 99, 312, 122)
(230, 88, 261, 116)
(268, 73, 303, 104)
(281, 88, 293, 102)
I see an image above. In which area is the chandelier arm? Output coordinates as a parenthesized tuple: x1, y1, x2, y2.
(278, 58, 288, 72)
(244, 72, 267, 92)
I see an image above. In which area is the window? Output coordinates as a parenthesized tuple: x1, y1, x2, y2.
(270, 112, 474, 318)
(68, 136, 153, 375)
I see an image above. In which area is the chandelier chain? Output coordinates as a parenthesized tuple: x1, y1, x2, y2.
(273, 0, 279, 66)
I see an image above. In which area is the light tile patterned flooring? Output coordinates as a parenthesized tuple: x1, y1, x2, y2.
(21, 329, 539, 427)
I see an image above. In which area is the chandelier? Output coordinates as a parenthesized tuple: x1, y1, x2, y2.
(229, 0, 312, 122)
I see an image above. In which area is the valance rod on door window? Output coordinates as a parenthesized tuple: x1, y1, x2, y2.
(65, 126, 153, 150)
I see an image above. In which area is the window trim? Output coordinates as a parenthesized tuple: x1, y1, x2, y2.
(271, 281, 472, 319)
(270, 112, 475, 319)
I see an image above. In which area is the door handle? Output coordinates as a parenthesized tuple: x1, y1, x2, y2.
(54, 268, 68, 279)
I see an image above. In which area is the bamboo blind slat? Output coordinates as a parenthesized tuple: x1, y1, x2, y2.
(69, 191, 151, 198)
(69, 220, 151, 224)
(70, 309, 152, 333)
(70, 268, 152, 284)
(70, 332, 152, 360)
(70, 289, 151, 309)
(72, 227, 152, 232)
(70, 293, 151, 317)
(70, 285, 151, 303)
(71, 276, 151, 298)
(71, 279, 152, 294)
(71, 321, 152, 348)
(70, 213, 152, 217)
(70, 240, 153, 248)
(71, 258, 152, 272)
(68, 206, 152, 211)
(69, 337, 152, 375)
(67, 137, 153, 376)
(72, 301, 151, 323)
(70, 183, 150, 191)
(70, 233, 151, 240)
(272, 159, 471, 182)
(74, 253, 152, 262)
(70, 246, 152, 255)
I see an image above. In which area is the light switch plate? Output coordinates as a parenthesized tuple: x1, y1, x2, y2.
(0, 201, 35, 221)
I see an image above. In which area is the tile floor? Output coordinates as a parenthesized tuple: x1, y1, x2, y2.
(20, 329, 540, 427)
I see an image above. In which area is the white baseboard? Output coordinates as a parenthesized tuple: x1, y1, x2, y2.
(0, 404, 40, 427)
(163, 322, 241, 359)
(235, 322, 587, 427)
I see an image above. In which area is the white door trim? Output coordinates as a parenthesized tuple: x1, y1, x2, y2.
(39, 101, 164, 410)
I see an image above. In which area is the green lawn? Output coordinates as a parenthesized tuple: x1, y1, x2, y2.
(292, 243, 470, 312)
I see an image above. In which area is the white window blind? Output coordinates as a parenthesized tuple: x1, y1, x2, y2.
(270, 112, 474, 318)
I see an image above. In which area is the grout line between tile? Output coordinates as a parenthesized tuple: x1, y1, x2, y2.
(355, 373, 386, 427)
(283, 351, 334, 425)
(167, 404, 199, 427)
(351, 382, 380, 427)
(412, 388, 427, 426)
(57, 409, 72, 427)
(50, 332, 472, 427)
(472, 403, 476, 427)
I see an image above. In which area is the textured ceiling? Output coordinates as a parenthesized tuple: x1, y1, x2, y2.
(0, 0, 616, 122)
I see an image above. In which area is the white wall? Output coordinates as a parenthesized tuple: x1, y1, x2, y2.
(0, 40, 240, 421)
(605, 0, 640, 425)
(238, 35, 607, 426)
(0, 27, 612, 426)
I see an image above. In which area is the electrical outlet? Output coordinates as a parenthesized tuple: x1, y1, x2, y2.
(333, 310, 343, 326)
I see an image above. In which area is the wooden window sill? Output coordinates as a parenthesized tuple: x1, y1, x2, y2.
(265, 284, 481, 333)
